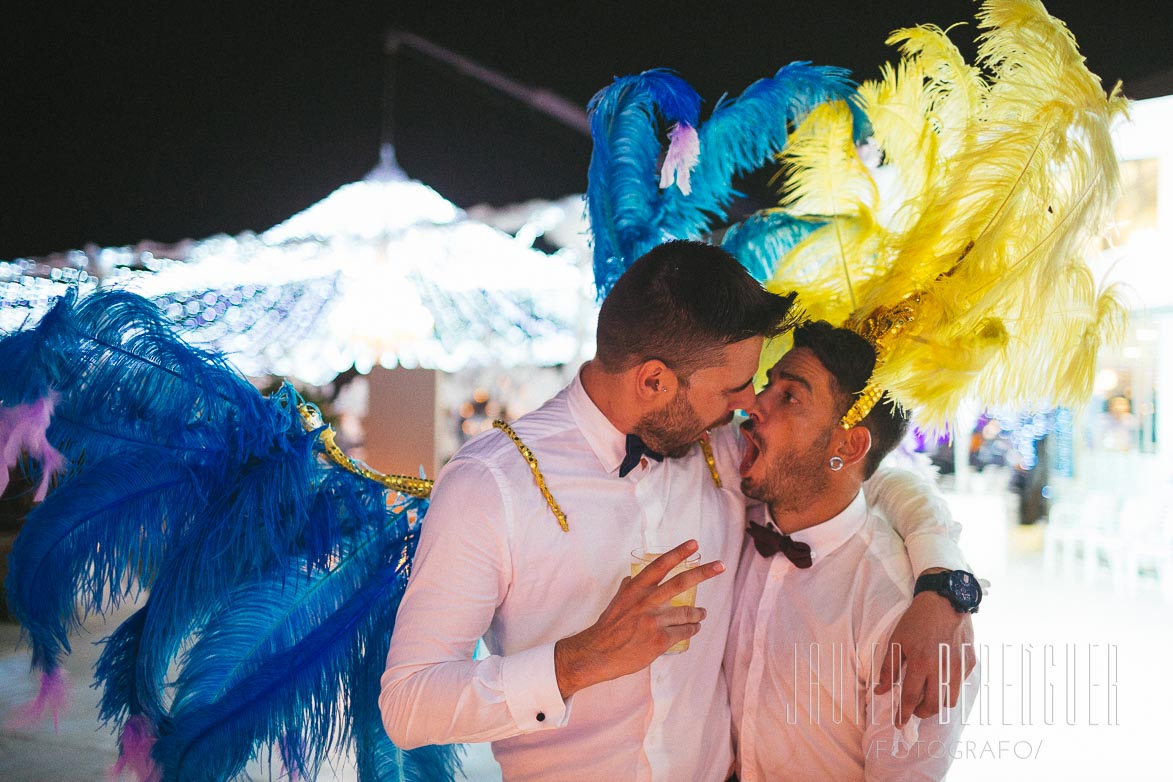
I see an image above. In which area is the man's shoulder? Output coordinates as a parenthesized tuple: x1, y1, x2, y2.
(428, 391, 579, 527)
(447, 389, 578, 470)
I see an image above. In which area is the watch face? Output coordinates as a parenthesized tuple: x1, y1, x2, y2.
(949, 571, 982, 608)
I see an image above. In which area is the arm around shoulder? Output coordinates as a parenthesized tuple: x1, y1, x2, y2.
(863, 464, 968, 575)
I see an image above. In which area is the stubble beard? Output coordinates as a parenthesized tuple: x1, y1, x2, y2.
(635, 390, 706, 458)
(743, 429, 833, 514)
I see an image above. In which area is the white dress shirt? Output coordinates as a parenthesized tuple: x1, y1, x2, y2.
(726, 492, 977, 782)
(381, 374, 965, 781)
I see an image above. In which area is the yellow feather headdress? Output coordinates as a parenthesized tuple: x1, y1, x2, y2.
(770, 0, 1129, 433)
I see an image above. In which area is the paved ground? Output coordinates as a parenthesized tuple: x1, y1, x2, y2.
(0, 599, 500, 781)
(1, 599, 132, 781)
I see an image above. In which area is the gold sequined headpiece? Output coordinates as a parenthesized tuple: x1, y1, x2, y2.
(838, 293, 921, 429)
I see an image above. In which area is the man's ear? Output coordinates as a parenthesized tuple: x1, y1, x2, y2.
(634, 359, 678, 401)
(836, 425, 872, 469)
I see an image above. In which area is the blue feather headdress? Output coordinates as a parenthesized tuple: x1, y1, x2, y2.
(585, 63, 867, 295)
(1, 289, 460, 781)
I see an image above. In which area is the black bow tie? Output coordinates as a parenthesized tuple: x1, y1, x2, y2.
(618, 433, 664, 477)
(747, 522, 813, 568)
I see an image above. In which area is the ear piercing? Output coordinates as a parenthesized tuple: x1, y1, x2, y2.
(829, 456, 844, 471)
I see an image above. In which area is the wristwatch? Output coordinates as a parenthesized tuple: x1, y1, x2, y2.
(914, 570, 982, 614)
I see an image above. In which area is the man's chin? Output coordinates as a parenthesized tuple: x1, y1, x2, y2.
(707, 412, 735, 431)
(739, 476, 767, 502)
(654, 427, 716, 457)
(672, 415, 733, 451)
(662, 441, 696, 459)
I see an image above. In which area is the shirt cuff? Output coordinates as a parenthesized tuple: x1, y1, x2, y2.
(500, 642, 571, 731)
(904, 531, 970, 576)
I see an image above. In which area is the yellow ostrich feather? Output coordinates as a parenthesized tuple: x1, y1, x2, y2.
(887, 24, 986, 161)
(782, 27, 980, 331)
(770, 100, 881, 324)
(782, 0, 1127, 433)
(856, 59, 939, 232)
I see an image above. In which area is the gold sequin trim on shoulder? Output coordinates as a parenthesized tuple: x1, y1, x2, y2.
(699, 433, 722, 488)
(493, 419, 569, 532)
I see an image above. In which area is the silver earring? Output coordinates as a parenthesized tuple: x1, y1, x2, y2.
(829, 456, 844, 471)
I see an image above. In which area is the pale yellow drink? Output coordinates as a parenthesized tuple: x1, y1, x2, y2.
(631, 547, 701, 653)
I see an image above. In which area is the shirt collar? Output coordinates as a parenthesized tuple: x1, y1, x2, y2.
(763, 489, 868, 565)
(566, 367, 629, 474)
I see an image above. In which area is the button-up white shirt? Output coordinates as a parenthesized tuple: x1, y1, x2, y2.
(381, 374, 964, 781)
(726, 492, 977, 782)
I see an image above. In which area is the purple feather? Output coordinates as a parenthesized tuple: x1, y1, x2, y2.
(280, 732, 303, 782)
(659, 122, 700, 195)
(109, 714, 162, 782)
(5, 667, 69, 732)
(0, 395, 66, 502)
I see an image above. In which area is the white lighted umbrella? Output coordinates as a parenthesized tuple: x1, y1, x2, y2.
(1, 147, 592, 385)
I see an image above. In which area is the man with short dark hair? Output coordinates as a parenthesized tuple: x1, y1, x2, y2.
(728, 321, 978, 781)
(593, 241, 798, 401)
(381, 245, 968, 781)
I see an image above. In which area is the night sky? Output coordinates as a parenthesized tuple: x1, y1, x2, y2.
(3, 1, 1171, 259)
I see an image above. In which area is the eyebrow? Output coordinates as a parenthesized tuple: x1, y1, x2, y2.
(770, 369, 812, 393)
(726, 376, 755, 394)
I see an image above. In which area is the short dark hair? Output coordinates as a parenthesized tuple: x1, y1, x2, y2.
(791, 320, 909, 479)
(595, 241, 798, 379)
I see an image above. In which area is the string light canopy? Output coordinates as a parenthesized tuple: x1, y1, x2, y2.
(1, 147, 592, 384)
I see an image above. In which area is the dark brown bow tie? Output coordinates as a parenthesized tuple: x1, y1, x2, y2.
(747, 522, 813, 568)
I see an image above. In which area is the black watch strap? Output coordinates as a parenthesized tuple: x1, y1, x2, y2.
(914, 571, 951, 594)
(914, 570, 981, 613)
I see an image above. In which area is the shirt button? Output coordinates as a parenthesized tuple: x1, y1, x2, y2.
(536, 712, 545, 722)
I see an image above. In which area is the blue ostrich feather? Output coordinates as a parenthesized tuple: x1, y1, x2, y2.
(357, 737, 463, 782)
(96, 604, 151, 724)
(0, 289, 80, 406)
(41, 289, 269, 465)
(585, 64, 868, 298)
(151, 507, 444, 781)
(2, 285, 452, 779)
(658, 62, 866, 242)
(721, 211, 827, 282)
(586, 69, 701, 296)
(349, 536, 463, 782)
(94, 437, 384, 728)
(0, 290, 339, 676)
(302, 458, 393, 568)
(128, 394, 361, 723)
(4, 449, 198, 672)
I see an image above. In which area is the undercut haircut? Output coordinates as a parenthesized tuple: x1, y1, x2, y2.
(791, 320, 909, 479)
(595, 241, 798, 380)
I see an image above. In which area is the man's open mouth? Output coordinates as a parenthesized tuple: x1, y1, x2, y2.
(739, 428, 761, 477)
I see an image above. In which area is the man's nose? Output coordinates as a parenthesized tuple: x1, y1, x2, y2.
(732, 385, 758, 415)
